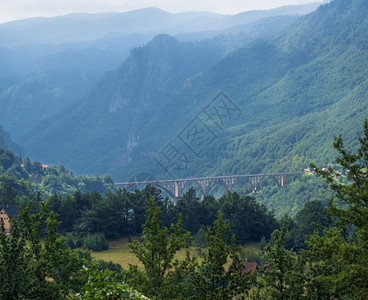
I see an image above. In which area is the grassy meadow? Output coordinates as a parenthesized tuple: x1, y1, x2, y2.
(91, 237, 260, 269)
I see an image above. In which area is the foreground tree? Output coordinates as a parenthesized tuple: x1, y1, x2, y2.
(259, 218, 306, 299)
(305, 120, 368, 298)
(128, 196, 192, 298)
(0, 215, 27, 298)
(287, 200, 328, 250)
(192, 211, 256, 299)
(0, 200, 89, 299)
(69, 264, 147, 300)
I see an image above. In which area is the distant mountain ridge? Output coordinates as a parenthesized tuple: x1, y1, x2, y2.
(21, 34, 231, 173)
(0, 13, 303, 140)
(21, 0, 368, 182)
(0, 4, 322, 47)
(0, 4, 320, 142)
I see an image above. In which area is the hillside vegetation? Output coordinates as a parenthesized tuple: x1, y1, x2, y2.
(0, 148, 113, 207)
(14, 1, 366, 186)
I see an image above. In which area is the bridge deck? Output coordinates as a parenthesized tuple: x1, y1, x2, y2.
(114, 172, 304, 186)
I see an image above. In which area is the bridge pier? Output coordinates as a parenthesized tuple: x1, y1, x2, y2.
(248, 175, 264, 193)
(174, 180, 188, 198)
(196, 178, 213, 200)
(273, 174, 285, 187)
(114, 172, 303, 199)
(221, 177, 238, 193)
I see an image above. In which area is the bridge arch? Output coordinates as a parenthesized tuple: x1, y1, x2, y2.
(115, 172, 304, 200)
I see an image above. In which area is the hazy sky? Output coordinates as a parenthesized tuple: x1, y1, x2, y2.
(0, 0, 325, 24)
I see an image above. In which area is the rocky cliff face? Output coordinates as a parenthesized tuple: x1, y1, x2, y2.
(22, 34, 226, 173)
(22, 0, 368, 180)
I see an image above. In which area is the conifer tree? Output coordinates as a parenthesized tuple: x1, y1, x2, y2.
(259, 218, 306, 299)
(305, 120, 368, 298)
(192, 211, 255, 299)
(128, 195, 192, 298)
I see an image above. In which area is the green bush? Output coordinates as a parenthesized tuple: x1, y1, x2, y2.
(96, 259, 123, 273)
(66, 233, 83, 249)
(82, 233, 109, 251)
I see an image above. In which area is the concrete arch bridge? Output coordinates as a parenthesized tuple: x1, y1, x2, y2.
(115, 172, 304, 200)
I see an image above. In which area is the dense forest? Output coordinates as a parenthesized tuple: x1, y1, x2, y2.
(0, 0, 366, 219)
(0, 148, 114, 204)
(0, 146, 328, 248)
(9, 0, 365, 188)
(1, 0, 368, 298)
(1, 121, 368, 298)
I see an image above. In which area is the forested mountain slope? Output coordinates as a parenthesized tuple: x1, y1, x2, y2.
(0, 125, 22, 155)
(23, 0, 367, 181)
(21, 15, 299, 175)
(0, 35, 155, 139)
(0, 147, 113, 204)
(22, 35, 228, 174)
(0, 9, 304, 141)
(112, 0, 368, 180)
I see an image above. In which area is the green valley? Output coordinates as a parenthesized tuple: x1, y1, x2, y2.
(1, 1, 368, 297)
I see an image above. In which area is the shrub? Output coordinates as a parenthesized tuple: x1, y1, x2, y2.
(66, 233, 83, 249)
(96, 259, 123, 273)
(82, 233, 109, 251)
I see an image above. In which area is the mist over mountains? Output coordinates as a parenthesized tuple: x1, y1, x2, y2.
(0, 4, 317, 141)
(0, 0, 366, 189)
(0, 4, 321, 46)
(0, 124, 22, 155)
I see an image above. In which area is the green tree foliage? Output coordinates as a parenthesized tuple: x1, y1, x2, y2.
(200, 195, 220, 228)
(47, 187, 278, 245)
(0, 146, 279, 246)
(127, 201, 258, 299)
(96, 259, 123, 273)
(69, 264, 147, 300)
(305, 119, 368, 298)
(253, 120, 368, 298)
(176, 187, 203, 234)
(193, 227, 207, 255)
(256, 175, 332, 218)
(128, 196, 191, 298)
(46, 186, 278, 249)
(192, 211, 256, 299)
(259, 218, 306, 299)
(82, 233, 109, 251)
(172, 190, 277, 245)
(0, 200, 89, 299)
(286, 200, 329, 250)
(219, 192, 277, 244)
(0, 214, 27, 298)
(2, 120, 368, 298)
(0, 148, 114, 202)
